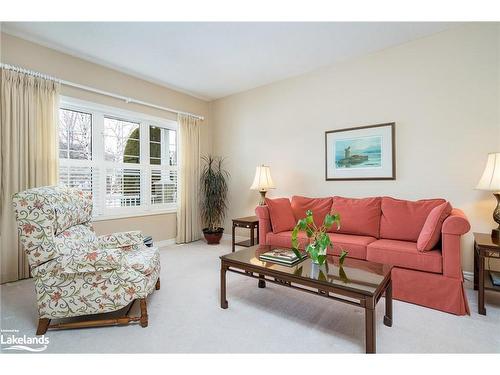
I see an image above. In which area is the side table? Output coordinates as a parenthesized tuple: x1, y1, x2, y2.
(232, 216, 259, 252)
(473, 232, 500, 315)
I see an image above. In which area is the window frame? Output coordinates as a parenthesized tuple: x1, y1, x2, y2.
(59, 96, 179, 220)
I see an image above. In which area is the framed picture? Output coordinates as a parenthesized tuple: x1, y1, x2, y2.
(325, 122, 395, 180)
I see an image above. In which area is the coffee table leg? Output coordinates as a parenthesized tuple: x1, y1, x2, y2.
(220, 264, 228, 309)
(258, 274, 266, 288)
(365, 307, 376, 354)
(384, 280, 393, 327)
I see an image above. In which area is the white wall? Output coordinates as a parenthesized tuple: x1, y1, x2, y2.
(212, 23, 500, 272)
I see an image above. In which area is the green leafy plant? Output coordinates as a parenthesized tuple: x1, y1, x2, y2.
(291, 210, 348, 266)
(200, 155, 230, 233)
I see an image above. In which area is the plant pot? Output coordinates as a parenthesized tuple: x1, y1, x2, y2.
(202, 227, 224, 245)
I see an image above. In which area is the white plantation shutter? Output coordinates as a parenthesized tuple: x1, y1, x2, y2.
(151, 169, 177, 205)
(59, 164, 93, 192)
(105, 168, 142, 208)
(58, 163, 103, 215)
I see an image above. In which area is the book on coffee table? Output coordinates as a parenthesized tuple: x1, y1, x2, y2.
(259, 248, 307, 266)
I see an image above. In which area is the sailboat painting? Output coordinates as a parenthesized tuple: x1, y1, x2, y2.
(325, 123, 395, 180)
(334, 136, 382, 169)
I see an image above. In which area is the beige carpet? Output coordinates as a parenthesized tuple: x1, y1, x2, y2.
(1, 239, 499, 353)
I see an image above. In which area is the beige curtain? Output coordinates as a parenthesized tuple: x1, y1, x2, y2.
(176, 114, 201, 243)
(0, 68, 60, 283)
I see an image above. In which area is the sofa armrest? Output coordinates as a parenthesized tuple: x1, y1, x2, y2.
(442, 209, 470, 235)
(98, 231, 144, 249)
(441, 209, 471, 279)
(255, 205, 271, 245)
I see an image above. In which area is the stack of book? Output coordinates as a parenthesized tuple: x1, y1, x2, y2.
(259, 248, 307, 266)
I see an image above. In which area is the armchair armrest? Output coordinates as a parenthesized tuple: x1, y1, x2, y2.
(255, 205, 271, 245)
(98, 231, 144, 249)
(59, 247, 123, 274)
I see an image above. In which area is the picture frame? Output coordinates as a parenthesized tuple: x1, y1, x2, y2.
(325, 122, 396, 181)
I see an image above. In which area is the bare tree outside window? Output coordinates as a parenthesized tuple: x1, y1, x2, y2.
(59, 108, 92, 160)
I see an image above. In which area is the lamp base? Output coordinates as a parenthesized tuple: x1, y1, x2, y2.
(259, 191, 267, 206)
(493, 193, 500, 239)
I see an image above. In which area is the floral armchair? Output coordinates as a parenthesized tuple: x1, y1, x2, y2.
(12, 185, 161, 335)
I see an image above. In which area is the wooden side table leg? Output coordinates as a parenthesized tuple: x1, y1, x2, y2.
(384, 280, 393, 327)
(365, 306, 376, 353)
(232, 223, 236, 252)
(250, 225, 255, 246)
(474, 242, 478, 290)
(221, 263, 228, 309)
(478, 253, 486, 315)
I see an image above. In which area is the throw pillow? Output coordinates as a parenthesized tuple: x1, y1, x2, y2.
(417, 201, 452, 251)
(265, 197, 297, 233)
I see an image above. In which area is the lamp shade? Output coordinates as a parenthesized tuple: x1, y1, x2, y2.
(250, 165, 276, 191)
(476, 152, 500, 191)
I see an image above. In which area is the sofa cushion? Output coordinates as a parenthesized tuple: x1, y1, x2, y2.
(327, 233, 376, 260)
(265, 198, 297, 233)
(417, 202, 452, 251)
(266, 231, 309, 249)
(266, 231, 375, 260)
(367, 239, 442, 273)
(380, 197, 446, 242)
(328, 196, 381, 238)
(291, 196, 333, 227)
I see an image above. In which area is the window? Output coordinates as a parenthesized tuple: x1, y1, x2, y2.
(58, 98, 178, 218)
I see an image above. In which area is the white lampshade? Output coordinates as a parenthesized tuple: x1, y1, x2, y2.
(476, 152, 500, 191)
(250, 165, 276, 191)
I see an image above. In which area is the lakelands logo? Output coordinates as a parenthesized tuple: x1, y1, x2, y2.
(1, 329, 49, 352)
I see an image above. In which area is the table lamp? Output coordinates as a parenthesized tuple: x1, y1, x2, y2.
(476, 152, 500, 239)
(250, 165, 276, 205)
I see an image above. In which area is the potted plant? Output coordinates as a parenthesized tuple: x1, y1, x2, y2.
(291, 210, 348, 266)
(200, 155, 230, 245)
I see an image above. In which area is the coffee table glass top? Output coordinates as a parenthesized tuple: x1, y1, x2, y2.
(221, 245, 392, 296)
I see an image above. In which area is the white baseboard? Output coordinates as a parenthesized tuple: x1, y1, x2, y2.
(463, 271, 474, 281)
(155, 238, 176, 248)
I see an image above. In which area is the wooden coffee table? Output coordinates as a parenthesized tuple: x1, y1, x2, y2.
(220, 245, 393, 353)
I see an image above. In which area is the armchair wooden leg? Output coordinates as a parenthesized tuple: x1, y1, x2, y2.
(139, 298, 148, 328)
(36, 318, 51, 335)
(155, 277, 160, 290)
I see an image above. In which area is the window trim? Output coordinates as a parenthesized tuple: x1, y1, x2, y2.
(59, 96, 179, 220)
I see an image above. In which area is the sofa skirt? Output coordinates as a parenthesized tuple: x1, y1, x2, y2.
(392, 267, 470, 316)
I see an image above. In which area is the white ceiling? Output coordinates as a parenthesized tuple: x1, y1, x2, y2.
(1, 22, 459, 100)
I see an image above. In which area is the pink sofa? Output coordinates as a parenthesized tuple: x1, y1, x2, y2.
(255, 195, 471, 315)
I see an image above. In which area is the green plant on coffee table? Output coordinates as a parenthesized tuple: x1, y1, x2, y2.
(291, 210, 348, 266)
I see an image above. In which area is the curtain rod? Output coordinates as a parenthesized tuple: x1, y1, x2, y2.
(0, 63, 205, 120)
